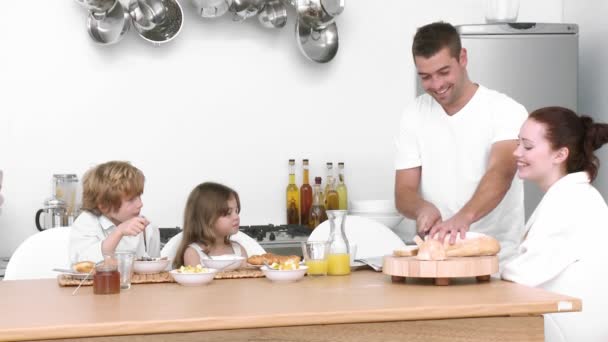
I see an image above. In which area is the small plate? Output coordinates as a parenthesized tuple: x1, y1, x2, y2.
(53, 269, 92, 280)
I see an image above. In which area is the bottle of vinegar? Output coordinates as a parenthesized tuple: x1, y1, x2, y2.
(300, 159, 313, 226)
(286, 159, 300, 224)
(336, 162, 348, 210)
(308, 177, 328, 229)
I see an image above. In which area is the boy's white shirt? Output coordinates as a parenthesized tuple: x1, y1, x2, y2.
(502, 171, 608, 287)
(69, 211, 161, 263)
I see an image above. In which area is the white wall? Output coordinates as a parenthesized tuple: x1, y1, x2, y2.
(563, 0, 608, 197)
(0, 0, 562, 256)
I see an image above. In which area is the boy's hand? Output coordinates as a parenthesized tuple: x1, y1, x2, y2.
(117, 216, 149, 236)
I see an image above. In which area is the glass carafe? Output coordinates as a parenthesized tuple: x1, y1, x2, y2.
(326, 210, 350, 276)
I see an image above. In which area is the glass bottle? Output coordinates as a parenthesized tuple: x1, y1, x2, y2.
(325, 177, 339, 210)
(323, 162, 333, 206)
(326, 210, 351, 276)
(336, 162, 348, 210)
(286, 159, 300, 224)
(300, 159, 313, 227)
(308, 177, 328, 229)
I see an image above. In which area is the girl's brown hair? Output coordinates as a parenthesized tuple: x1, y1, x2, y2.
(529, 106, 608, 181)
(173, 182, 241, 268)
(81, 161, 145, 216)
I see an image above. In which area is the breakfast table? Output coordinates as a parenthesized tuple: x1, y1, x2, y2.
(0, 270, 580, 341)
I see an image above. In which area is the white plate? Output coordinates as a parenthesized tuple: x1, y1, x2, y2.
(53, 269, 92, 280)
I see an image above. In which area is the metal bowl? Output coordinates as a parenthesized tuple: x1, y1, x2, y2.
(192, 0, 232, 18)
(128, 0, 168, 31)
(132, 0, 183, 45)
(258, 0, 287, 29)
(87, 1, 130, 45)
(296, 19, 338, 63)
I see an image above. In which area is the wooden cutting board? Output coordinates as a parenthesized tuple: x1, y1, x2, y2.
(383, 255, 498, 286)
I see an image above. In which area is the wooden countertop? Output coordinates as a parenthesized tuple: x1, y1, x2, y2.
(0, 271, 581, 341)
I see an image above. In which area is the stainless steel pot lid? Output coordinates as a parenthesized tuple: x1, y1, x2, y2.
(75, 0, 116, 13)
(128, 0, 168, 31)
(87, 1, 130, 45)
(132, 0, 183, 45)
(258, 0, 287, 29)
(296, 19, 338, 63)
(192, 0, 232, 18)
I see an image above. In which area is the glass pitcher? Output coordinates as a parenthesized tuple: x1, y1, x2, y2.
(326, 210, 350, 275)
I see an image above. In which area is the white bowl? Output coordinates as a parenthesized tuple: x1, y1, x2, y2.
(349, 200, 398, 214)
(261, 265, 308, 282)
(133, 259, 170, 274)
(349, 213, 404, 229)
(201, 255, 245, 271)
(170, 268, 218, 286)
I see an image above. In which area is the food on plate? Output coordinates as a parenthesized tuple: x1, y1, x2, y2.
(269, 259, 300, 271)
(73, 261, 95, 273)
(413, 233, 501, 261)
(177, 264, 209, 273)
(247, 253, 301, 266)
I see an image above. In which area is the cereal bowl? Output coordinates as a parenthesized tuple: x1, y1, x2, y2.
(170, 267, 218, 286)
(261, 265, 308, 282)
(133, 258, 170, 274)
(201, 255, 245, 271)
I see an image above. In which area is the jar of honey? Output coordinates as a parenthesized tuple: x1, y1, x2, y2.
(93, 259, 120, 295)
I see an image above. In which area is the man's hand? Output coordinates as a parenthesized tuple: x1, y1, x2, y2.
(117, 216, 149, 236)
(428, 212, 473, 244)
(416, 203, 442, 237)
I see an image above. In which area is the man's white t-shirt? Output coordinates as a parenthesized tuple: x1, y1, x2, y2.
(394, 85, 527, 264)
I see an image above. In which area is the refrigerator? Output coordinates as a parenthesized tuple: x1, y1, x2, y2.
(417, 23, 579, 219)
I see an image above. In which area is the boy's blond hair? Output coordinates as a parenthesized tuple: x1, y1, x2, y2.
(81, 161, 145, 216)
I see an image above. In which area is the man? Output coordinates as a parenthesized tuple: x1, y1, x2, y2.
(394, 22, 527, 264)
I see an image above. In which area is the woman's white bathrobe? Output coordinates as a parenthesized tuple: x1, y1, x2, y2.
(502, 172, 608, 342)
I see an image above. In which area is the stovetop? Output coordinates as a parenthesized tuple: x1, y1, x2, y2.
(239, 224, 312, 243)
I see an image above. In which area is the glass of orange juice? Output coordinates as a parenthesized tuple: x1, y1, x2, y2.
(301, 241, 329, 276)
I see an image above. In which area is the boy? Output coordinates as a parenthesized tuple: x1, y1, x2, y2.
(69, 161, 160, 263)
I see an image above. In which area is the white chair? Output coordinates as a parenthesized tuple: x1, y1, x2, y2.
(160, 231, 266, 268)
(541, 258, 608, 342)
(4, 227, 71, 280)
(308, 215, 407, 259)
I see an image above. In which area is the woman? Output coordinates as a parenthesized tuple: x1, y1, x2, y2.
(502, 106, 608, 341)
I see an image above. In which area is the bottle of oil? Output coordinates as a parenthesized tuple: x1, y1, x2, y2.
(323, 162, 333, 207)
(308, 177, 328, 229)
(336, 162, 348, 210)
(286, 159, 300, 224)
(300, 159, 313, 227)
(325, 176, 339, 210)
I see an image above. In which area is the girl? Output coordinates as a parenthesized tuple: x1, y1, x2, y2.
(502, 106, 608, 341)
(173, 182, 247, 268)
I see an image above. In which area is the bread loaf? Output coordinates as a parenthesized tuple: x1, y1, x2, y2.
(73, 261, 95, 273)
(444, 234, 501, 257)
(393, 246, 419, 257)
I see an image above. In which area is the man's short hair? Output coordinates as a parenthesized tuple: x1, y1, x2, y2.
(412, 22, 462, 60)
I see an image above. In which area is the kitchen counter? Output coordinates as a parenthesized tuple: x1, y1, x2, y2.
(0, 271, 580, 341)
